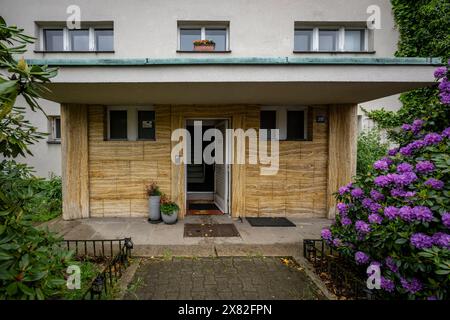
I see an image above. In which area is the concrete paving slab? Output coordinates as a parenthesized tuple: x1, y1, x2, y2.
(44, 215, 331, 257)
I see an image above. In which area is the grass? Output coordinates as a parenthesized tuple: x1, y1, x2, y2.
(61, 259, 102, 300)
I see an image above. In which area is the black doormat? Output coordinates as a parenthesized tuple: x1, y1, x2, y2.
(189, 203, 219, 210)
(246, 217, 296, 227)
(184, 224, 240, 237)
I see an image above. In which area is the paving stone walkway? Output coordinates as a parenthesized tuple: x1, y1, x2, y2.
(123, 257, 326, 300)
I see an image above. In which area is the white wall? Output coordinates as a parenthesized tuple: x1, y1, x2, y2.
(0, 97, 61, 177)
(358, 94, 402, 133)
(0, 0, 403, 174)
(0, 0, 399, 59)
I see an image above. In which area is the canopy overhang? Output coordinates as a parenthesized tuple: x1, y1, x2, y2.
(27, 57, 441, 105)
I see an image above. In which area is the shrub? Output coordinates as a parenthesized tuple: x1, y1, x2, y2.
(357, 129, 389, 176)
(322, 65, 450, 300)
(27, 174, 62, 222)
(0, 160, 72, 299)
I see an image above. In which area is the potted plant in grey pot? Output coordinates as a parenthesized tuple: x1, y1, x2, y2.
(146, 182, 162, 223)
(160, 195, 179, 225)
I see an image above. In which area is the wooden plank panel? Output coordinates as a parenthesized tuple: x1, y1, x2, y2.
(327, 104, 357, 219)
(61, 104, 90, 220)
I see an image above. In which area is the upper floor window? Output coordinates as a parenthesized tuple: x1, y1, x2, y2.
(39, 23, 114, 52)
(294, 26, 370, 53)
(178, 22, 230, 52)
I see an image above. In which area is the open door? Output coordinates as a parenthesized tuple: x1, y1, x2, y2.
(214, 120, 230, 214)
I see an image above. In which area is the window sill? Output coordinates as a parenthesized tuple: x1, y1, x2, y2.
(293, 50, 376, 54)
(176, 50, 232, 53)
(47, 140, 61, 144)
(34, 50, 115, 53)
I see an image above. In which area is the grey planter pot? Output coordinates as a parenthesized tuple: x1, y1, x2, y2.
(148, 196, 161, 221)
(161, 210, 178, 224)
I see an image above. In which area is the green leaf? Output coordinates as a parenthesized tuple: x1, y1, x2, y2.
(395, 238, 408, 245)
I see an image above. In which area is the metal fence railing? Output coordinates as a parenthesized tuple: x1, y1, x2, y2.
(303, 239, 378, 300)
(63, 238, 134, 300)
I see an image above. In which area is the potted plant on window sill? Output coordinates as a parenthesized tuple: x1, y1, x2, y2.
(160, 195, 179, 225)
(146, 182, 162, 223)
(193, 39, 215, 51)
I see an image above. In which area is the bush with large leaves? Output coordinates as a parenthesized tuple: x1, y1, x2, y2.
(322, 65, 450, 300)
(0, 17, 72, 299)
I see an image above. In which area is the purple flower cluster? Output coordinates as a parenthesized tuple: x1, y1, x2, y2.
(424, 178, 444, 190)
(442, 127, 450, 138)
(396, 162, 413, 173)
(368, 214, 383, 225)
(373, 159, 390, 171)
(332, 238, 342, 247)
(415, 161, 435, 174)
(424, 133, 443, 146)
(362, 198, 382, 213)
(341, 216, 352, 226)
(370, 189, 385, 202)
(381, 277, 395, 293)
(338, 182, 352, 195)
(388, 148, 399, 156)
(434, 67, 447, 79)
(336, 202, 349, 215)
(355, 220, 371, 234)
(410, 233, 434, 249)
(374, 172, 418, 188)
(384, 206, 399, 220)
(390, 188, 416, 198)
(401, 278, 422, 294)
(401, 119, 424, 135)
(385, 257, 398, 273)
(432, 233, 450, 249)
(400, 139, 425, 156)
(443, 213, 450, 228)
(398, 206, 434, 222)
(355, 251, 369, 265)
(351, 188, 364, 199)
(438, 75, 450, 105)
(321, 228, 332, 241)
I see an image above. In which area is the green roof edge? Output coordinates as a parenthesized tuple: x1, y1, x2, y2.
(25, 56, 443, 66)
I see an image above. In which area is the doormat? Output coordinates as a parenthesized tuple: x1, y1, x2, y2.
(184, 224, 240, 237)
(189, 203, 219, 210)
(246, 217, 296, 227)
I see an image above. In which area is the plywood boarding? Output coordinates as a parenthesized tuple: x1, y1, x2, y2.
(86, 105, 330, 219)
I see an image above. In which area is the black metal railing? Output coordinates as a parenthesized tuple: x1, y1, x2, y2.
(63, 238, 134, 300)
(303, 239, 377, 300)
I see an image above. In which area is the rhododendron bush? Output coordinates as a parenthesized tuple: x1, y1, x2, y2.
(322, 64, 450, 300)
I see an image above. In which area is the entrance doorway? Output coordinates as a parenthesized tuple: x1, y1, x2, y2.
(185, 119, 230, 215)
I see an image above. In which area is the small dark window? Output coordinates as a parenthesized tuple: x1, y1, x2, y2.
(260, 110, 276, 130)
(138, 111, 155, 140)
(260, 110, 277, 139)
(54, 117, 61, 139)
(287, 110, 306, 140)
(109, 110, 127, 139)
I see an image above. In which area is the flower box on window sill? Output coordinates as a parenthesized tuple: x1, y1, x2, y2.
(193, 40, 216, 52)
(194, 45, 215, 52)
